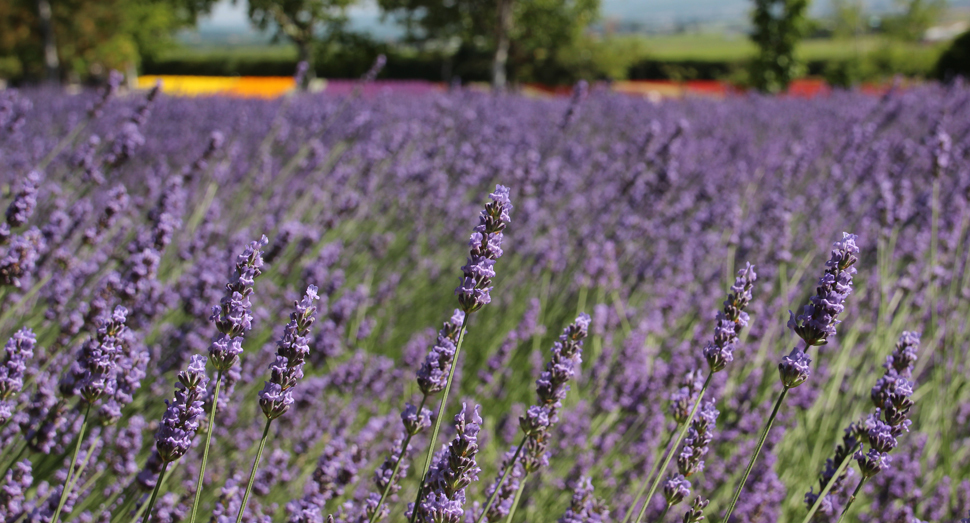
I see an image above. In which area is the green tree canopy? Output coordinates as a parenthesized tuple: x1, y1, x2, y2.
(377, 0, 599, 86)
(0, 0, 217, 82)
(749, 0, 810, 93)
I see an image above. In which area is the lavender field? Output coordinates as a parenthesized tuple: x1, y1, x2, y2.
(0, 76, 968, 523)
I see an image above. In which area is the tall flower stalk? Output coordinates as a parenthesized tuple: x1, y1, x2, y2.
(628, 263, 756, 523)
(408, 185, 512, 523)
(189, 236, 268, 523)
(836, 331, 919, 523)
(365, 311, 462, 523)
(722, 233, 859, 523)
(235, 285, 319, 523)
(409, 403, 483, 523)
(52, 306, 128, 523)
(475, 313, 591, 523)
(141, 354, 209, 522)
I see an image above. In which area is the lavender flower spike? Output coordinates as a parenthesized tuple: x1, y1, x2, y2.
(456, 185, 513, 313)
(411, 403, 483, 523)
(788, 233, 859, 346)
(209, 235, 268, 372)
(155, 354, 209, 463)
(663, 475, 691, 507)
(0, 328, 35, 404)
(259, 285, 319, 420)
(704, 262, 757, 372)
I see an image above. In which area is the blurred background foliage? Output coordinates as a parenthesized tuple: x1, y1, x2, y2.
(0, 0, 968, 91)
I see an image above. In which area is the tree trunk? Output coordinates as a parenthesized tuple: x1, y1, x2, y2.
(492, 0, 513, 90)
(297, 39, 315, 90)
(37, 0, 60, 84)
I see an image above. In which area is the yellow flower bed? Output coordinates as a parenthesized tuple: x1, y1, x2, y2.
(137, 76, 300, 98)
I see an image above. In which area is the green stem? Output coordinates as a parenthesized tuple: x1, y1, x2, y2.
(836, 478, 866, 523)
(474, 434, 529, 523)
(721, 386, 790, 523)
(634, 371, 714, 523)
(657, 503, 671, 522)
(0, 440, 27, 479)
(51, 403, 92, 523)
(622, 429, 679, 523)
(140, 461, 170, 523)
(368, 395, 429, 523)
(504, 473, 529, 523)
(236, 418, 273, 523)
(189, 370, 223, 523)
(409, 314, 469, 523)
(800, 444, 860, 523)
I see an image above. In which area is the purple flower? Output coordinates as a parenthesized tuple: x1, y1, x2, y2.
(0, 228, 45, 287)
(883, 331, 919, 378)
(416, 310, 465, 395)
(558, 477, 609, 523)
(932, 121, 951, 176)
(778, 347, 812, 388)
(5, 171, 40, 229)
(0, 328, 35, 401)
(456, 185, 513, 313)
(681, 497, 709, 523)
(259, 285, 319, 420)
(209, 236, 268, 372)
(402, 402, 433, 436)
(669, 370, 706, 424)
(855, 448, 892, 478)
(412, 404, 483, 523)
(677, 400, 718, 477)
(788, 233, 859, 346)
(63, 306, 129, 404)
(154, 354, 209, 462)
(0, 460, 31, 520)
(704, 262, 757, 372)
(663, 474, 692, 507)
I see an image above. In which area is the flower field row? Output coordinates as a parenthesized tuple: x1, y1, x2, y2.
(0, 72, 968, 523)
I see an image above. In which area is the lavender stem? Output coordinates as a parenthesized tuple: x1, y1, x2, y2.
(622, 428, 678, 523)
(800, 442, 861, 523)
(236, 417, 273, 523)
(189, 370, 223, 523)
(368, 394, 429, 523)
(635, 371, 713, 523)
(504, 474, 528, 523)
(657, 503, 671, 522)
(720, 386, 790, 523)
(140, 461, 170, 523)
(835, 478, 867, 523)
(51, 402, 92, 523)
(474, 434, 529, 523)
(409, 314, 469, 523)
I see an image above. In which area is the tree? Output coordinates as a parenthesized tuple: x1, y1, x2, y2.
(0, 0, 217, 83)
(377, 0, 598, 87)
(244, 0, 357, 88)
(881, 0, 946, 41)
(749, 0, 810, 93)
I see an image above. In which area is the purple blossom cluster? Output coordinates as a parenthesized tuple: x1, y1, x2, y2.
(258, 285, 319, 420)
(456, 185, 512, 313)
(788, 233, 859, 347)
(155, 354, 209, 463)
(411, 404, 483, 523)
(703, 263, 756, 373)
